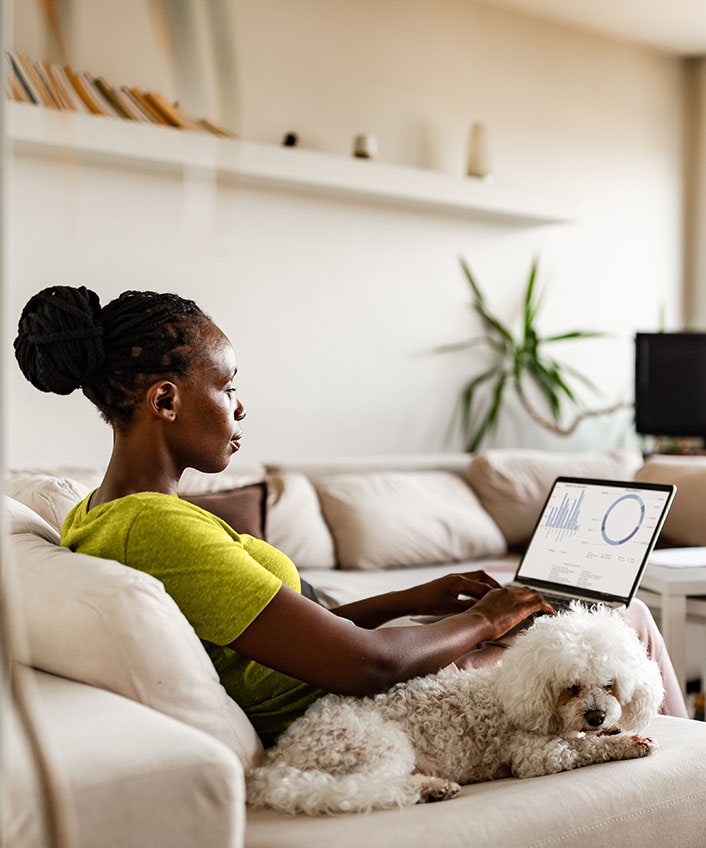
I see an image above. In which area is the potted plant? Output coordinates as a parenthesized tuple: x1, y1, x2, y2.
(441, 257, 626, 451)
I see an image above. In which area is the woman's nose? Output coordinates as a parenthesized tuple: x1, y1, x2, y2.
(235, 398, 246, 421)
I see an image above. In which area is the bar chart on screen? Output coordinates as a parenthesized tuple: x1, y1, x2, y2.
(542, 488, 584, 541)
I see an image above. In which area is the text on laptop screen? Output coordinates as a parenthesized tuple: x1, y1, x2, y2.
(517, 479, 673, 599)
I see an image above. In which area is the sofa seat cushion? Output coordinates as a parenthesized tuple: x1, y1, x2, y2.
(245, 715, 706, 848)
(635, 455, 706, 546)
(7, 669, 244, 848)
(303, 555, 520, 610)
(313, 471, 507, 570)
(466, 448, 644, 548)
(5, 497, 263, 769)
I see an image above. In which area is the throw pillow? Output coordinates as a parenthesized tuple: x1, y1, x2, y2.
(635, 456, 706, 546)
(466, 448, 644, 548)
(6, 470, 95, 532)
(313, 471, 507, 570)
(265, 471, 337, 569)
(180, 484, 267, 539)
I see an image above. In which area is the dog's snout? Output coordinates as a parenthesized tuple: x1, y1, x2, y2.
(584, 709, 606, 728)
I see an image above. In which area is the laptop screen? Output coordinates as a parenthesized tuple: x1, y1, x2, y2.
(514, 477, 676, 604)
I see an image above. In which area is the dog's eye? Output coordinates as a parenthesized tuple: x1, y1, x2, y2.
(567, 684, 581, 696)
(604, 682, 615, 692)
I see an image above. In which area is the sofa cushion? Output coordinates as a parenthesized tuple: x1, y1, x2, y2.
(265, 471, 337, 569)
(313, 471, 507, 570)
(244, 715, 706, 848)
(466, 448, 644, 548)
(635, 455, 706, 546)
(181, 484, 267, 539)
(5, 497, 263, 769)
(6, 468, 98, 532)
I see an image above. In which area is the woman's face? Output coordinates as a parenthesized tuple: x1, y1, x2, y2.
(170, 322, 246, 474)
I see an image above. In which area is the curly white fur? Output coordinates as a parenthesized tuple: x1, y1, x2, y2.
(247, 604, 664, 815)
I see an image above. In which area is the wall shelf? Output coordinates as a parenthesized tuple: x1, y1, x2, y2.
(8, 102, 575, 225)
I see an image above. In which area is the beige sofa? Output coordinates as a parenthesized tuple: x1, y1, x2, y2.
(5, 448, 706, 848)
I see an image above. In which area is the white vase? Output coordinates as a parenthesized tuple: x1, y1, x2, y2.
(466, 122, 492, 179)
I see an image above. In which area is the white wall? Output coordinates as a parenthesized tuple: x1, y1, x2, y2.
(7, 0, 685, 468)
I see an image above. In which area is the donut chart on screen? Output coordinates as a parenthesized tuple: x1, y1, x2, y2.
(600, 494, 646, 546)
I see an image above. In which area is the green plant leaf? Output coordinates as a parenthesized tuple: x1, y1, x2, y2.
(460, 366, 504, 433)
(433, 337, 490, 354)
(524, 360, 563, 419)
(460, 258, 515, 347)
(523, 257, 540, 344)
(467, 372, 508, 452)
(560, 363, 601, 395)
(545, 360, 578, 404)
(542, 330, 604, 343)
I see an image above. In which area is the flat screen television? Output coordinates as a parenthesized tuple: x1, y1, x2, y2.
(635, 332, 706, 442)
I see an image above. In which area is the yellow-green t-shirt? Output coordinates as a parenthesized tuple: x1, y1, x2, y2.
(61, 491, 326, 745)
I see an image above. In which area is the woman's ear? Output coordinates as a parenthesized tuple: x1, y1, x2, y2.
(146, 380, 179, 421)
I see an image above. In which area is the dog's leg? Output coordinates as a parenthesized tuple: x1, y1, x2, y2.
(247, 700, 443, 815)
(509, 732, 655, 779)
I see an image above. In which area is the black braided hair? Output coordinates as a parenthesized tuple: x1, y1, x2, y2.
(14, 286, 212, 428)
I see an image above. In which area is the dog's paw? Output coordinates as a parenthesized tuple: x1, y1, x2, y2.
(626, 734, 656, 757)
(419, 778, 461, 804)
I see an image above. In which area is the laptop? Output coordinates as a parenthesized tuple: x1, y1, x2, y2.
(507, 476, 676, 616)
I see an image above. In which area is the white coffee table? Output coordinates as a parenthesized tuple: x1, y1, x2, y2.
(637, 560, 706, 695)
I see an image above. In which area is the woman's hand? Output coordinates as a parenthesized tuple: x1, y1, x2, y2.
(329, 570, 503, 628)
(467, 585, 556, 640)
(397, 571, 503, 617)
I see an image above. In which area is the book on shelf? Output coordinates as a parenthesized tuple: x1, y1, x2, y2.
(127, 87, 167, 124)
(108, 82, 154, 123)
(5, 53, 31, 103)
(93, 76, 140, 120)
(48, 64, 88, 112)
(32, 58, 65, 109)
(142, 91, 193, 129)
(43, 62, 73, 110)
(119, 86, 160, 123)
(67, 69, 118, 117)
(7, 51, 41, 104)
(81, 72, 123, 118)
(195, 117, 237, 138)
(18, 54, 60, 109)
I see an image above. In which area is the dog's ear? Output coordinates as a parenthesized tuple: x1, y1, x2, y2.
(497, 674, 558, 735)
(615, 658, 664, 731)
(493, 638, 560, 735)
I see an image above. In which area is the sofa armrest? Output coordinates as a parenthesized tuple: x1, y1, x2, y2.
(5, 668, 245, 848)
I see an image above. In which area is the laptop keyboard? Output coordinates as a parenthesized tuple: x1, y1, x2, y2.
(542, 593, 575, 611)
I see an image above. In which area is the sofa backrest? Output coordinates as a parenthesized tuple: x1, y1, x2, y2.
(465, 448, 644, 547)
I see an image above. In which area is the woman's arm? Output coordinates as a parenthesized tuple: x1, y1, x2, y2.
(230, 582, 553, 697)
(329, 571, 503, 629)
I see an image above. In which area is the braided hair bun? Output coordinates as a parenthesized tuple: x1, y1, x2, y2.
(14, 286, 105, 395)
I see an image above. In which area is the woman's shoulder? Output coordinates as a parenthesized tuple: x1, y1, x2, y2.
(65, 491, 231, 538)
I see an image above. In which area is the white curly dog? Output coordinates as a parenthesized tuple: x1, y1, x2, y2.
(246, 604, 665, 815)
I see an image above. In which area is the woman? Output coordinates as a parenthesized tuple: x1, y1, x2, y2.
(13, 286, 687, 745)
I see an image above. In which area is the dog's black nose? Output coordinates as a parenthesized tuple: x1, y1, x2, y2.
(584, 710, 606, 727)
